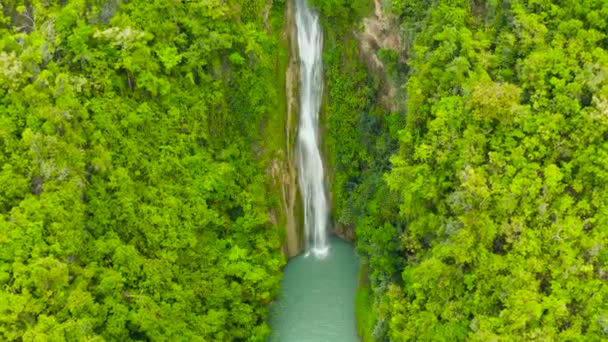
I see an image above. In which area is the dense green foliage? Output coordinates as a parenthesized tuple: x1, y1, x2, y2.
(355, 262, 375, 341)
(314, 2, 404, 339)
(315, 0, 403, 283)
(317, 0, 608, 340)
(0, 0, 288, 340)
(4, 0, 608, 340)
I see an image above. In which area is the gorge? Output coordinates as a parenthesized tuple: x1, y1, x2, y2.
(1, 0, 607, 340)
(269, 0, 360, 339)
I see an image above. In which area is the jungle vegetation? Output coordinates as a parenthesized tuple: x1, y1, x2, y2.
(0, 0, 287, 340)
(1, 0, 608, 341)
(317, 0, 608, 340)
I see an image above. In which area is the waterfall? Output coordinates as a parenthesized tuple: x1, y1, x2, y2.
(295, 0, 329, 258)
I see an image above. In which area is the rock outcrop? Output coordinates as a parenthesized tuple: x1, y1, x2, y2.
(356, 0, 405, 112)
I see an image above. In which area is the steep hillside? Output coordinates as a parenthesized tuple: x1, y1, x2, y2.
(0, 0, 290, 339)
(316, 0, 608, 340)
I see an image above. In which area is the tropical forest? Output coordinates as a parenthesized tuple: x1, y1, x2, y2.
(0, 0, 607, 341)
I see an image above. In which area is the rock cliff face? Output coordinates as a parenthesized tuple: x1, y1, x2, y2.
(332, 224, 356, 243)
(277, 0, 303, 258)
(357, 0, 405, 112)
(327, 0, 405, 244)
(276, 0, 406, 254)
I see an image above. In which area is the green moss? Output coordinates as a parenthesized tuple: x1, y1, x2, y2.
(355, 262, 375, 341)
(256, 1, 292, 249)
(259, 1, 288, 163)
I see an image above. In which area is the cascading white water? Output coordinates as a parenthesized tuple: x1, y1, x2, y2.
(295, 0, 329, 259)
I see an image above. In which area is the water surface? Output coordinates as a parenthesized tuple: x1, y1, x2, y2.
(269, 236, 360, 341)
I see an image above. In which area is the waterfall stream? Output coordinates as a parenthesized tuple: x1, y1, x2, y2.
(295, 0, 329, 258)
(268, 2, 360, 339)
